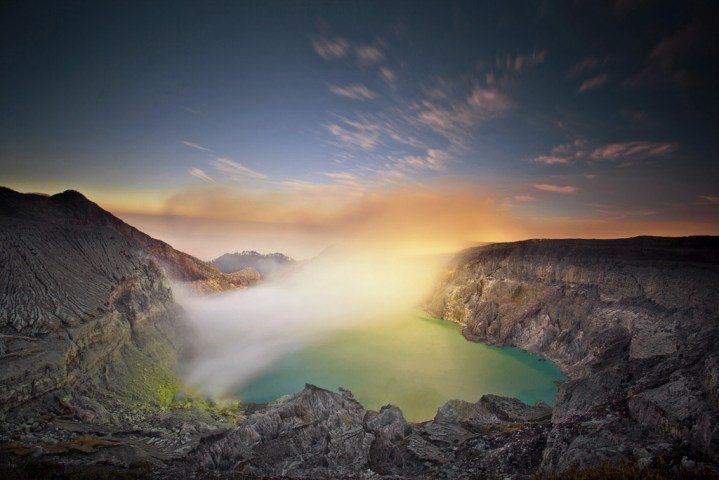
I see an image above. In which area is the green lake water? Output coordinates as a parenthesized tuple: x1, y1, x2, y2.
(236, 312, 565, 421)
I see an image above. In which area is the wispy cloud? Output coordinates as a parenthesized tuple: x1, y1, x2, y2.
(311, 36, 385, 67)
(578, 73, 609, 93)
(312, 37, 350, 60)
(355, 44, 384, 66)
(182, 141, 214, 153)
(533, 140, 677, 167)
(188, 167, 214, 183)
(396, 149, 450, 171)
(594, 207, 657, 218)
(699, 195, 719, 204)
(534, 183, 579, 194)
(379, 67, 396, 85)
(626, 22, 709, 87)
(532, 139, 587, 165)
(325, 115, 382, 151)
(328, 84, 377, 101)
(321, 171, 366, 189)
(590, 141, 678, 162)
(566, 56, 604, 79)
(414, 84, 510, 147)
(496, 49, 547, 73)
(514, 195, 536, 202)
(211, 157, 267, 180)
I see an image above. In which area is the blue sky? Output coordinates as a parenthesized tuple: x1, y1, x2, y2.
(1, 1, 717, 256)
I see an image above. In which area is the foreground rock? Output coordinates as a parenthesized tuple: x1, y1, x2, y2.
(169, 384, 549, 479)
(425, 237, 719, 472)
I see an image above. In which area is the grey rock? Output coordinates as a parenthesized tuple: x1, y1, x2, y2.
(425, 236, 719, 472)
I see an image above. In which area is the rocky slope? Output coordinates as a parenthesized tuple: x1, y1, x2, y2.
(425, 237, 719, 472)
(0, 187, 247, 472)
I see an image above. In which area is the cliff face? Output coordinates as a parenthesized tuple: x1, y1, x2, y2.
(424, 237, 719, 471)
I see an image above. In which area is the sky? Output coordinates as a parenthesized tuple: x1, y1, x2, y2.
(1, 0, 718, 258)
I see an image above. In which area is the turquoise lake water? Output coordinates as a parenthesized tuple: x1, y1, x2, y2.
(236, 312, 565, 421)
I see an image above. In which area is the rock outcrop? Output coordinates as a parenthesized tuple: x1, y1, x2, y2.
(424, 237, 719, 472)
(189, 384, 552, 479)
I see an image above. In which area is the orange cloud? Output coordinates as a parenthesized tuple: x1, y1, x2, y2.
(534, 183, 579, 194)
(103, 179, 719, 260)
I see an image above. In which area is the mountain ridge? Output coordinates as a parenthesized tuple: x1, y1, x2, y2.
(0, 187, 260, 293)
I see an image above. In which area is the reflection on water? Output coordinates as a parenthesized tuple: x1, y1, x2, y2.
(236, 312, 565, 421)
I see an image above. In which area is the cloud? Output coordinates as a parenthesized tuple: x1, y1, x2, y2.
(188, 167, 214, 183)
(590, 141, 678, 162)
(325, 116, 382, 151)
(533, 155, 571, 165)
(328, 84, 377, 101)
(211, 157, 267, 180)
(532, 139, 587, 165)
(534, 183, 579, 194)
(321, 171, 365, 189)
(566, 56, 604, 79)
(699, 195, 719, 204)
(147, 182, 525, 257)
(120, 180, 719, 261)
(532, 140, 676, 167)
(578, 74, 609, 93)
(593, 206, 657, 218)
(626, 22, 710, 87)
(380, 67, 396, 85)
(396, 149, 450, 171)
(415, 84, 510, 147)
(355, 44, 384, 66)
(312, 37, 350, 60)
(514, 195, 536, 202)
(311, 36, 385, 67)
(182, 141, 214, 153)
(496, 49, 547, 73)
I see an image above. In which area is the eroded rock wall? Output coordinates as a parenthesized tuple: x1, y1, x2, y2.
(424, 237, 719, 470)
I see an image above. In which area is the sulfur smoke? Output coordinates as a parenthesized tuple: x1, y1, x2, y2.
(173, 249, 444, 397)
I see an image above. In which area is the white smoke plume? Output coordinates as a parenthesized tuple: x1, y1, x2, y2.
(173, 250, 443, 397)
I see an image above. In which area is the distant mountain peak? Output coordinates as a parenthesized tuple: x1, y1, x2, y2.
(211, 250, 294, 278)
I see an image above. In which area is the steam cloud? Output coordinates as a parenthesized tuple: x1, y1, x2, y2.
(173, 250, 443, 397)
